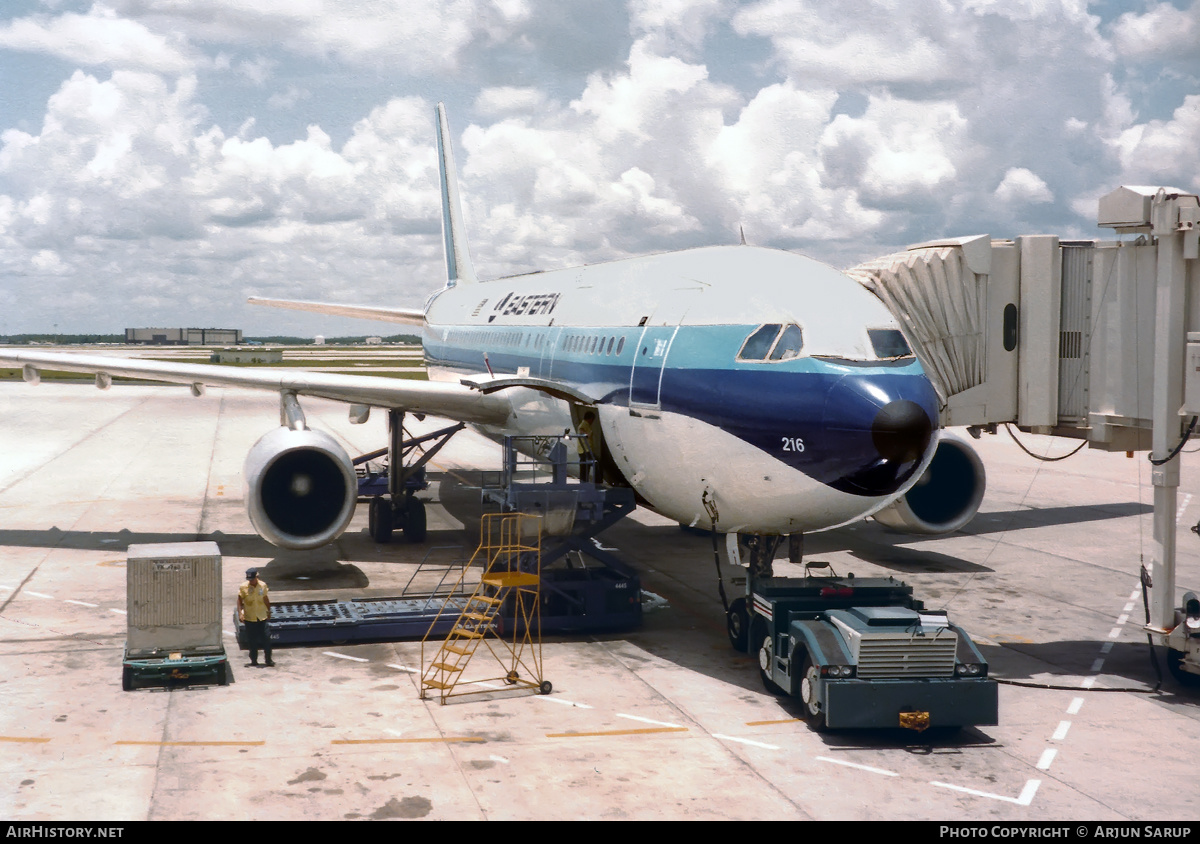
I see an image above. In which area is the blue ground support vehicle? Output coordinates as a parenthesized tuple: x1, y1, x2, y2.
(729, 564, 998, 732)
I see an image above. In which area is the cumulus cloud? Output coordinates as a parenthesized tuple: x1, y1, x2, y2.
(1114, 95, 1200, 188)
(0, 70, 450, 330)
(1, 1, 1199, 332)
(732, 0, 970, 89)
(629, 0, 729, 56)
(105, 0, 521, 73)
(0, 4, 195, 74)
(994, 168, 1054, 204)
(1110, 1, 1200, 62)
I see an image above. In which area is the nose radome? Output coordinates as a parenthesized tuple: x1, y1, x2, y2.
(818, 374, 939, 498)
(871, 399, 933, 464)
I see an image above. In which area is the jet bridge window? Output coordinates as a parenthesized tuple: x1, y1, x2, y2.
(737, 323, 804, 362)
(867, 328, 913, 359)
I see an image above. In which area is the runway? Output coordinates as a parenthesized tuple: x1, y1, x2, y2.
(0, 381, 1197, 820)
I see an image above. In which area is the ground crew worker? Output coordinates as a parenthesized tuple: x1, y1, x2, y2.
(238, 567, 273, 667)
(577, 410, 596, 482)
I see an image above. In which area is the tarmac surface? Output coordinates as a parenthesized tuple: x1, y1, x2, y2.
(1, 380, 1198, 821)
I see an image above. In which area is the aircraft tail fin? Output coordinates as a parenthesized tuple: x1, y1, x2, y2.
(436, 103, 477, 286)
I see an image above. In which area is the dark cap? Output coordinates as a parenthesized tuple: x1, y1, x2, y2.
(245, 567, 259, 579)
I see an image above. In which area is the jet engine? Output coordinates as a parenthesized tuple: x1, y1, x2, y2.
(871, 430, 986, 535)
(244, 426, 358, 550)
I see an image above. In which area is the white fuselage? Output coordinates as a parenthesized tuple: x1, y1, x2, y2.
(421, 245, 940, 535)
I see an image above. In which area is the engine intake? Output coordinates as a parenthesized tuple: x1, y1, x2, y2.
(244, 426, 357, 550)
(872, 430, 986, 535)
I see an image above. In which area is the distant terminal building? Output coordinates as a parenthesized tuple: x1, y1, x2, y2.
(209, 348, 282, 364)
(125, 328, 243, 346)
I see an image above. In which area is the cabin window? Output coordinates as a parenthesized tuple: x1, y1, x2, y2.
(867, 328, 912, 359)
(768, 324, 804, 361)
(606, 337, 615, 355)
(616, 337, 625, 355)
(737, 324, 782, 361)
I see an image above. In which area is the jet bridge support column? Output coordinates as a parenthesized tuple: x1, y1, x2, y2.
(1100, 186, 1200, 683)
(1149, 218, 1188, 633)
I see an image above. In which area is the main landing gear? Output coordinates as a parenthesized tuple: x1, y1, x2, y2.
(358, 410, 463, 544)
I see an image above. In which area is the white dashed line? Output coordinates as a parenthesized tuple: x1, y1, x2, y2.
(816, 756, 897, 776)
(1090, 658, 1105, 672)
(387, 663, 418, 673)
(323, 651, 369, 662)
(489, 755, 510, 764)
(109, 608, 126, 615)
(25, 591, 53, 599)
(64, 600, 98, 608)
(538, 696, 592, 708)
(1036, 749, 1057, 770)
(1051, 721, 1071, 741)
(715, 734, 781, 750)
(1067, 697, 1084, 715)
(931, 777, 1036, 806)
(932, 779, 1040, 806)
(617, 713, 681, 728)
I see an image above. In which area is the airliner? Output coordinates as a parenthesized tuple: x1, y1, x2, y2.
(0, 104, 986, 570)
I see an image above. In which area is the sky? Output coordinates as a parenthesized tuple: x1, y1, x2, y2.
(0, 0, 1197, 337)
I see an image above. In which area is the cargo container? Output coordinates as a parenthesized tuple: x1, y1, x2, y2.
(122, 541, 229, 690)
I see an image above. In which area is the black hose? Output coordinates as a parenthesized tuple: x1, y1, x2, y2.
(1141, 564, 1163, 691)
(1149, 415, 1198, 466)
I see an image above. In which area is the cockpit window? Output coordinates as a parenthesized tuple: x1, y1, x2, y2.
(737, 324, 781, 361)
(768, 324, 804, 361)
(868, 328, 912, 359)
(738, 323, 805, 363)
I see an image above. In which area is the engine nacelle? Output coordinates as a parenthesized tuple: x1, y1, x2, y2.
(872, 430, 986, 535)
(244, 426, 357, 550)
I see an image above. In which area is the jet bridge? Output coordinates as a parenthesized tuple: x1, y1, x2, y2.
(847, 185, 1200, 684)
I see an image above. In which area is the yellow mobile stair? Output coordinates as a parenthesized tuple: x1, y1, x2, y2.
(419, 513, 551, 703)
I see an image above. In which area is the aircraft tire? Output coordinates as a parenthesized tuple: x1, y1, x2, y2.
(799, 653, 828, 731)
(726, 598, 749, 652)
(404, 498, 427, 544)
(369, 497, 393, 543)
(122, 666, 133, 692)
(1167, 648, 1200, 687)
(754, 619, 784, 695)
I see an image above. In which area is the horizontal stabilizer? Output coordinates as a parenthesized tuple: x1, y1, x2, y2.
(248, 296, 425, 327)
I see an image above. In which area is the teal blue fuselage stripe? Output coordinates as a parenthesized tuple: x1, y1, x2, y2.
(423, 323, 936, 498)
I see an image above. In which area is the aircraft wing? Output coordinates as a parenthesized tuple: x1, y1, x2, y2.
(0, 349, 512, 426)
(248, 296, 426, 326)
